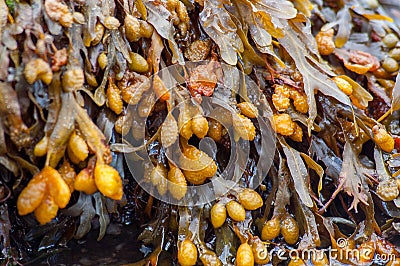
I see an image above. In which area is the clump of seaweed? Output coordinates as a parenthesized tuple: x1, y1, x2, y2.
(1, 0, 400, 265)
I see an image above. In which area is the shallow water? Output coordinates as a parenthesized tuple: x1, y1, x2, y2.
(35, 224, 143, 266)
